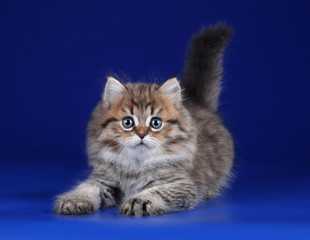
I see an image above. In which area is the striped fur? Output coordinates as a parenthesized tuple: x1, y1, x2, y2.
(54, 24, 234, 216)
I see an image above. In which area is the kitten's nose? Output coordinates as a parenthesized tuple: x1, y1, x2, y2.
(137, 132, 146, 139)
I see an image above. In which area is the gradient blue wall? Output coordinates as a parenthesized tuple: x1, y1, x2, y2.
(1, 0, 309, 175)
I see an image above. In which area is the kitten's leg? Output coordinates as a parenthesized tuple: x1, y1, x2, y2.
(54, 178, 120, 215)
(120, 181, 199, 216)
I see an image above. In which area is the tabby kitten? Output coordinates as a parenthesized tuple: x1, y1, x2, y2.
(54, 23, 234, 216)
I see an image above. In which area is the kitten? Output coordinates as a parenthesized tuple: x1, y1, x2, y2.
(54, 23, 234, 216)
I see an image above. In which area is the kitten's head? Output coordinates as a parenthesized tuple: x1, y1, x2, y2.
(87, 76, 196, 170)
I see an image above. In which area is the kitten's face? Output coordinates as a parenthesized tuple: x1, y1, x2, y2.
(90, 77, 195, 168)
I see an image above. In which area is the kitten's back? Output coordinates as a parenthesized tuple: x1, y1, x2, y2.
(181, 24, 234, 198)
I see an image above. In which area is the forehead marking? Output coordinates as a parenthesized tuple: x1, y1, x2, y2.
(132, 115, 139, 126)
(145, 115, 152, 127)
(153, 108, 161, 115)
(122, 108, 131, 115)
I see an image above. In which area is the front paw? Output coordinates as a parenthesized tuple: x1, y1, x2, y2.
(54, 194, 95, 215)
(120, 197, 163, 216)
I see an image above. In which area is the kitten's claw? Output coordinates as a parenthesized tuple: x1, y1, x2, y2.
(54, 194, 94, 215)
(120, 197, 163, 216)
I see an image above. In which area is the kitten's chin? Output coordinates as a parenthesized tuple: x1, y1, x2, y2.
(128, 141, 158, 159)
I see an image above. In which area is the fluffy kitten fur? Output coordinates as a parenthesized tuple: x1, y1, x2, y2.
(54, 23, 234, 216)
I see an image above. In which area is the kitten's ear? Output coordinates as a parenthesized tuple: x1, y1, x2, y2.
(159, 77, 182, 104)
(102, 77, 125, 106)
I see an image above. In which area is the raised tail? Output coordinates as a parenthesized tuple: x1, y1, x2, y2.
(181, 23, 231, 111)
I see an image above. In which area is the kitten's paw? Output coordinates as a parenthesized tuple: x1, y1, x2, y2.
(54, 194, 95, 215)
(120, 197, 164, 216)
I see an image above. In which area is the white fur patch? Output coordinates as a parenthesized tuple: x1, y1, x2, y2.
(97, 135, 194, 174)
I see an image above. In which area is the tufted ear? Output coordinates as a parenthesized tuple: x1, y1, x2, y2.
(159, 77, 182, 104)
(102, 77, 125, 106)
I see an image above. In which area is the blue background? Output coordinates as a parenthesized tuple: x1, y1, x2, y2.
(1, 0, 309, 239)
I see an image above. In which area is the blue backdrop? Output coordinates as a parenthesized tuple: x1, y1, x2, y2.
(1, 0, 309, 239)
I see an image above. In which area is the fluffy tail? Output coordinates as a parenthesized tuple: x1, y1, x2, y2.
(182, 23, 231, 111)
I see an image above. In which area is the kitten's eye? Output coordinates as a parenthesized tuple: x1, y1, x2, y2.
(150, 117, 162, 129)
(122, 117, 134, 128)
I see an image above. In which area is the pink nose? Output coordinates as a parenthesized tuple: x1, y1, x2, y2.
(138, 132, 146, 139)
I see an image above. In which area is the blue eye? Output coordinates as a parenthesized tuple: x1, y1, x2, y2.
(150, 117, 162, 129)
(122, 117, 134, 128)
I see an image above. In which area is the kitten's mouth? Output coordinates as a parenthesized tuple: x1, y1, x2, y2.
(136, 141, 150, 148)
(128, 140, 152, 149)
(138, 141, 147, 146)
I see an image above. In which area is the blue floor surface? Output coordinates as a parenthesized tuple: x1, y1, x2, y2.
(1, 158, 309, 240)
